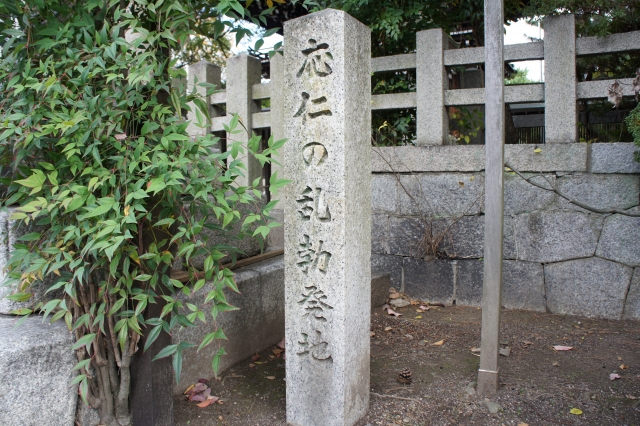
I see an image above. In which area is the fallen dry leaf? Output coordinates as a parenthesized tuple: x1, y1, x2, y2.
(409, 299, 420, 306)
(370, 331, 375, 337)
(389, 287, 397, 294)
(569, 408, 583, 415)
(254, 361, 266, 365)
(196, 397, 219, 408)
(198, 378, 208, 384)
(381, 304, 390, 310)
(517, 423, 529, 426)
(266, 376, 276, 380)
(387, 308, 402, 317)
(187, 382, 207, 397)
(431, 340, 444, 346)
(419, 305, 430, 311)
(552, 345, 573, 351)
(471, 347, 481, 353)
(277, 338, 285, 349)
(627, 395, 637, 400)
(415, 315, 422, 319)
(183, 384, 195, 395)
(249, 363, 255, 368)
(384, 326, 392, 332)
(115, 134, 127, 141)
(389, 293, 401, 299)
(618, 356, 623, 361)
(190, 388, 210, 402)
(552, 361, 560, 367)
(251, 354, 260, 362)
(620, 364, 628, 370)
(610, 373, 621, 381)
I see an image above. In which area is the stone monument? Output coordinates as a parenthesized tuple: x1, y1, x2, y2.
(284, 9, 372, 426)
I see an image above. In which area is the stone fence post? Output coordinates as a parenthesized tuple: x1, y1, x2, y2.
(416, 29, 450, 145)
(267, 51, 285, 248)
(226, 54, 262, 187)
(284, 9, 371, 426)
(544, 14, 577, 143)
(186, 61, 221, 138)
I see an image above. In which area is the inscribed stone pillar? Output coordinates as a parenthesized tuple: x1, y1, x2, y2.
(544, 14, 577, 143)
(284, 9, 371, 426)
(226, 54, 262, 187)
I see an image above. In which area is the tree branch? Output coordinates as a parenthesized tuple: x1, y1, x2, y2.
(505, 162, 640, 217)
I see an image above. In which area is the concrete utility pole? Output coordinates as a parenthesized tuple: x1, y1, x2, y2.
(478, 0, 505, 396)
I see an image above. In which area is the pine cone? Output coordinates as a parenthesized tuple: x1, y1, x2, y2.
(397, 367, 412, 384)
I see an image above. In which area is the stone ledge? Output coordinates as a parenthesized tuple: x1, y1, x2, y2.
(174, 255, 285, 395)
(0, 315, 77, 426)
(371, 144, 588, 173)
(590, 143, 640, 174)
(174, 255, 392, 395)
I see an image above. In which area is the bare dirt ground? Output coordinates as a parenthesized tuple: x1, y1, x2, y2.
(174, 306, 640, 426)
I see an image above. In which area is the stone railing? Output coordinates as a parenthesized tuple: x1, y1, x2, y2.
(187, 14, 640, 148)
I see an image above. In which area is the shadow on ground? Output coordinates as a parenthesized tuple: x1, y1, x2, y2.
(175, 306, 640, 425)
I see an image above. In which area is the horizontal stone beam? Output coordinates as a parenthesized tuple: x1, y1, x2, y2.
(371, 143, 588, 173)
(444, 84, 545, 106)
(371, 53, 416, 73)
(251, 111, 271, 129)
(576, 30, 640, 56)
(577, 78, 636, 100)
(444, 42, 544, 66)
(211, 115, 230, 132)
(444, 88, 485, 105)
(211, 91, 226, 105)
(252, 82, 270, 100)
(371, 92, 416, 110)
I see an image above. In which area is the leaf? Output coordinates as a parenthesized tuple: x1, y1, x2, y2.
(14, 171, 46, 188)
(265, 376, 275, 380)
(72, 333, 96, 352)
(533, 147, 542, 153)
(196, 397, 219, 408)
(147, 177, 166, 195)
(552, 345, 573, 351)
(431, 339, 445, 346)
(569, 408, 583, 415)
(153, 343, 178, 361)
(386, 308, 401, 317)
(211, 347, 226, 377)
(610, 373, 621, 381)
(144, 325, 163, 352)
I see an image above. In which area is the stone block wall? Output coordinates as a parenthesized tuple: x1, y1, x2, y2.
(371, 142, 640, 320)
